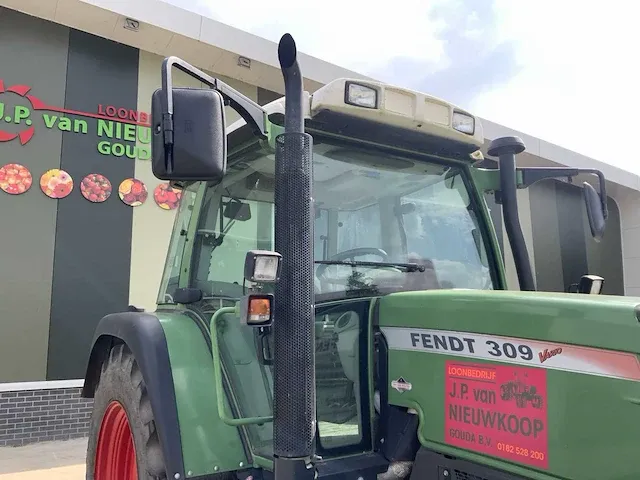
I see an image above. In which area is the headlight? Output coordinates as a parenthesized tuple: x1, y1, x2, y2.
(345, 82, 378, 109)
(452, 111, 475, 135)
(244, 250, 282, 283)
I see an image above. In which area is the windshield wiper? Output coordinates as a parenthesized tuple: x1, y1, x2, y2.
(314, 260, 425, 272)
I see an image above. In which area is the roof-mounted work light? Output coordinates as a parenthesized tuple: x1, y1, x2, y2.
(345, 81, 378, 109)
(452, 111, 475, 135)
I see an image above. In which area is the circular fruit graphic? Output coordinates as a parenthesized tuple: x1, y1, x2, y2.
(0, 163, 33, 195)
(81, 173, 112, 203)
(153, 183, 182, 210)
(118, 178, 147, 206)
(40, 169, 73, 199)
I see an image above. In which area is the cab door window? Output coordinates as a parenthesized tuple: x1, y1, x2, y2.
(315, 300, 372, 455)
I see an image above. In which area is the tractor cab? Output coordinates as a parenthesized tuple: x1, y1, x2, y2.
(156, 89, 501, 463)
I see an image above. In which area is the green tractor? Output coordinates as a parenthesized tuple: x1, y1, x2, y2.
(81, 34, 640, 480)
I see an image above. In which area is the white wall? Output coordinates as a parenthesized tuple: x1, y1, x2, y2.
(616, 188, 640, 296)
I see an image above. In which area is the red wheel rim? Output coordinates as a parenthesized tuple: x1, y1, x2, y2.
(95, 401, 138, 480)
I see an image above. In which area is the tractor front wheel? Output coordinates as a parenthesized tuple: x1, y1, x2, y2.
(86, 343, 167, 480)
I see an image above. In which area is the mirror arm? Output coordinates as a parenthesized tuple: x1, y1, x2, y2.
(161, 56, 268, 143)
(517, 167, 580, 188)
(216, 82, 268, 138)
(518, 167, 608, 220)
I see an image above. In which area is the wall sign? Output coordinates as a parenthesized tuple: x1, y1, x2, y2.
(444, 360, 548, 469)
(0, 79, 151, 161)
(81, 173, 112, 203)
(40, 169, 73, 199)
(0, 163, 32, 195)
(119, 178, 147, 207)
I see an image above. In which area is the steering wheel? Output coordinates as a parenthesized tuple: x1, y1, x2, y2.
(316, 248, 389, 288)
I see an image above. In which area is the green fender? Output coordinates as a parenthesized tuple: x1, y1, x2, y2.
(155, 309, 250, 477)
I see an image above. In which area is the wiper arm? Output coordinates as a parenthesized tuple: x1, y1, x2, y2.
(314, 260, 425, 272)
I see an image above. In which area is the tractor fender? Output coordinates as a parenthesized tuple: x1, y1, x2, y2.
(82, 311, 185, 478)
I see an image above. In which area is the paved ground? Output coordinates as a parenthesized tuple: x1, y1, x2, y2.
(0, 466, 85, 480)
(0, 438, 86, 479)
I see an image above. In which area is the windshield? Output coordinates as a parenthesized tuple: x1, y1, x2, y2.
(162, 137, 496, 304)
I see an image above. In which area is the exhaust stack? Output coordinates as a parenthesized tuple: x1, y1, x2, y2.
(488, 136, 536, 291)
(272, 33, 316, 480)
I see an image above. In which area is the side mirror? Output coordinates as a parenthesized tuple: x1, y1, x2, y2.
(518, 166, 609, 243)
(583, 182, 606, 242)
(173, 287, 203, 304)
(150, 56, 266, 182)
(151, 87, 227, 181)
(224, 199, 252, 221)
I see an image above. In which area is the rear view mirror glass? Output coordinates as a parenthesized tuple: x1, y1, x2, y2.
(224, 200, 252, 221)
(583, 182, 606, 242)
(151, 87, 227, 181)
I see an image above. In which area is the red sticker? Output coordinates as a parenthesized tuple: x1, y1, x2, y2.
(445, 361, 548, 469)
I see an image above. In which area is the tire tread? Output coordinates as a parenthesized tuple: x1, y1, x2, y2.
(86, 343, 167, 480)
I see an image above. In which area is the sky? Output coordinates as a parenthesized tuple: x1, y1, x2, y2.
(164, 0, 640, 174)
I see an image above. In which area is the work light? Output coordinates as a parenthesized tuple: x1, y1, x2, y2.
(578, 274, 604, 295)
(345, 82, 378, 109)
(244, 250, 282, 283)
(452, 111, 475, 135)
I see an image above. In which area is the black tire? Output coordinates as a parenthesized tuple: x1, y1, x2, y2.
(86, 343, 167, 480)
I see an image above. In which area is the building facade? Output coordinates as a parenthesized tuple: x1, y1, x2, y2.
(0, 0, 639, 447)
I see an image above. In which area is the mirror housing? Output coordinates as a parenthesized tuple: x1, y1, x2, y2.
(224, 199, 252, 221)
(173, 287, 203, 304)
(583, 182, 606, 242)
(151, 87, 227, 181)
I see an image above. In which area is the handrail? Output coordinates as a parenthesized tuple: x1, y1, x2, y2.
(210, 306, 274, 426)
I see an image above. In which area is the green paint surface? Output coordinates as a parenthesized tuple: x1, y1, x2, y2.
(470, 166, 501, 193)
(155, 310, 248, 477)
(465, 165, 507, 289)
(378, 289, 640, 480)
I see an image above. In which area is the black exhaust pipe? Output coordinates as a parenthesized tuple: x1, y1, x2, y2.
(488, 136, 536, 291)
(272, 33, 316, 480)
(278, 33, 304, 134)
